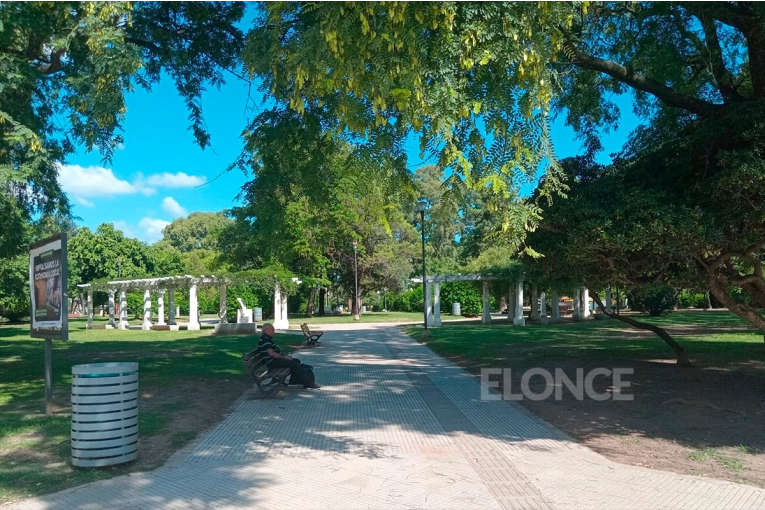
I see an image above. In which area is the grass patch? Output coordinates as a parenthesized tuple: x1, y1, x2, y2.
(407, 310, 765, 368)
(0, 317, 259, 505)
(289, 311, 465, 325)
(687, 448, 745, 471)
(170, 431, 198, 449)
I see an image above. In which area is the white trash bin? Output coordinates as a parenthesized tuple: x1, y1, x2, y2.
(71, 362, 139, 467)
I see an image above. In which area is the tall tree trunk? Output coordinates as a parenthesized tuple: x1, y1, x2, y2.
(589, 289, 693, 366)
(318, 287, 326, 316)
(306, 287, 316, 317)
(705, 290, 712, 309)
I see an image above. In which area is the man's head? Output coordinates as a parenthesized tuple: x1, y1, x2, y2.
(262, 323, 275, 336)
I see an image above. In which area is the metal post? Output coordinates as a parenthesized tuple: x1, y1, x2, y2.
(44, 338, 53, 415)
(353, 240, 359, 320)
(419, 214, 427, 330)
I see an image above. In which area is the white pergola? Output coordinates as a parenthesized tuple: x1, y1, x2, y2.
(412, 274, 614, 325)
(78, 275, 302, 331)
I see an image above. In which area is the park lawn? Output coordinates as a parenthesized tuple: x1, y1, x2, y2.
(412, 310, 762, 367)
(289, 310, 465, 325)
(407, 310, 765, 487)
(0, 318, 295, 505)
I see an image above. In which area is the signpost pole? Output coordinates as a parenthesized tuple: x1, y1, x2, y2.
(44, 338, 53, 415)
(29, 232, 68, 416)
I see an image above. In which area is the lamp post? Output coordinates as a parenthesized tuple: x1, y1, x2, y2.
(353, 240, 359, 321)
(117, 257, 122, 279)
(417, 199, 428, 330)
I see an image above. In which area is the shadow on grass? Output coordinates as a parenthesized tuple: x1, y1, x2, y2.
(2, 312, 763, 505)
(410, 313, 765, 461)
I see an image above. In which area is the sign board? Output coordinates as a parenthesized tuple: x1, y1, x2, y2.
(29, 233, 68, 340)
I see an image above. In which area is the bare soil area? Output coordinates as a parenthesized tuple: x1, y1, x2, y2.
(445, 324, 765, 488)
(520, 357, 765, 488)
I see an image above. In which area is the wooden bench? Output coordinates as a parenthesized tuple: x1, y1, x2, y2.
(300, 323, 323, 346)
(242, 348, 291, 397)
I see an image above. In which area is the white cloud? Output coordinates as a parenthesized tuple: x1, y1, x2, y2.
(58, 164, 155, 198)
(138, 217, 170, 243)
(73, 196, 95, 208)
(162, 196, 187, 218)
(146, 172, 206, 188)
(113, 221, 138, 239)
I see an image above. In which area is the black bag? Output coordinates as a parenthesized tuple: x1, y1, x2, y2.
(289, 363, 315, 386)
(300, 364, 315, 386)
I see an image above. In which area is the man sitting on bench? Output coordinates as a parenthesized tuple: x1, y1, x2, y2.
(257, 323, 320, 389)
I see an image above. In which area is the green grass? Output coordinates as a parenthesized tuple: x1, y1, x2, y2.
(0, 318, 260, 505)
(406, 310, 764, 368)
(170, 431, 198, 449)
(290, 310, 466, 325)
(687, 448, 745, 471)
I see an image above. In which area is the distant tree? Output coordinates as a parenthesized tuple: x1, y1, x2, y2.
(160, 212, 233, 254)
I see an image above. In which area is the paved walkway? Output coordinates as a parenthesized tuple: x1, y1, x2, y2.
(10, 325, 765, 509)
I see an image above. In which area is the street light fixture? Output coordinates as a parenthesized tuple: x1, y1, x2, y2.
(353, 240, 359, 321)
(417, 199, 428, 330)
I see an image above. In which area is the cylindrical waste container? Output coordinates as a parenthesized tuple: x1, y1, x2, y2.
(71, 362, 138, 467)
(362, 305, 367, 313)
(452, 302, 461, 316)
(253, 307, 263, 322)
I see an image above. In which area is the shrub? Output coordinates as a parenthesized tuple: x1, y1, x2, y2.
(0, 295, 29, 322)
(226, 285, 260, 322)
(629, 284, 678, 316)
(441, 281, 483, 316)
(677, 290, 708, 309)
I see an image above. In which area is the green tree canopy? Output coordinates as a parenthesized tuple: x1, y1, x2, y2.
(160, 211, 233, 253)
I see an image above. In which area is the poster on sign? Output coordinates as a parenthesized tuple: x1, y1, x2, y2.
(29, 233, 68, 340)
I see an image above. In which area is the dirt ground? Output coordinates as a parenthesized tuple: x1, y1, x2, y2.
(519, 357, 765, 488)
(448, 323, 765, 489)
(132, 377, 251, 471)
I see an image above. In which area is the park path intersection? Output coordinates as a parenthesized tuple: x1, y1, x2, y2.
(8, 324, 765, 510)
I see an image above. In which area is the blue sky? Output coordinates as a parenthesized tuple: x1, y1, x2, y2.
(60, 74, 640, 244)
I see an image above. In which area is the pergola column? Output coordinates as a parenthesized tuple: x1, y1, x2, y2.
(142, 289, 152, 330)
(433, 282, 442, 326)
(605, 286, 613, 313)
(107, 289, 116, 328)
(550, 291, 561, 321)
(529, 283, 540, 321)
(514, 279, 526, 326)
(425, 282, 432, 326)
(219, 283, 227, 324)
(583, 288, 591, 318)
(273, 284, 289, 330)
(118, 289, 129, 330)
(168, 288, 177, 326)
(481, 281, 492, 324)
(539, 292, 548, 324)
(157, 290, 166, 325)
(573, 287, 582, 321)
(507, 282, 516, 323)
(187, 282, 200, 331)
(86, 288, 93, 329)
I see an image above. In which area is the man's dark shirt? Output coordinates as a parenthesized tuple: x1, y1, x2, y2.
(257, 333, 281, 367)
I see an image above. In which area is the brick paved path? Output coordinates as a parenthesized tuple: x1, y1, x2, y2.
(10, 325, 765, 509)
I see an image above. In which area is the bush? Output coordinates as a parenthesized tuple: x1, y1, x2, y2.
(677, 290, 708, 308)
(0, 295, 30, 322)
(389, 287, 423, 312)
(629, 284, 678, 316)
(441, 281, 484, 316)
(225, 285, 260, 322)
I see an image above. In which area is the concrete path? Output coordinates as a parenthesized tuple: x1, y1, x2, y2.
(10, 326, 765, 509)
